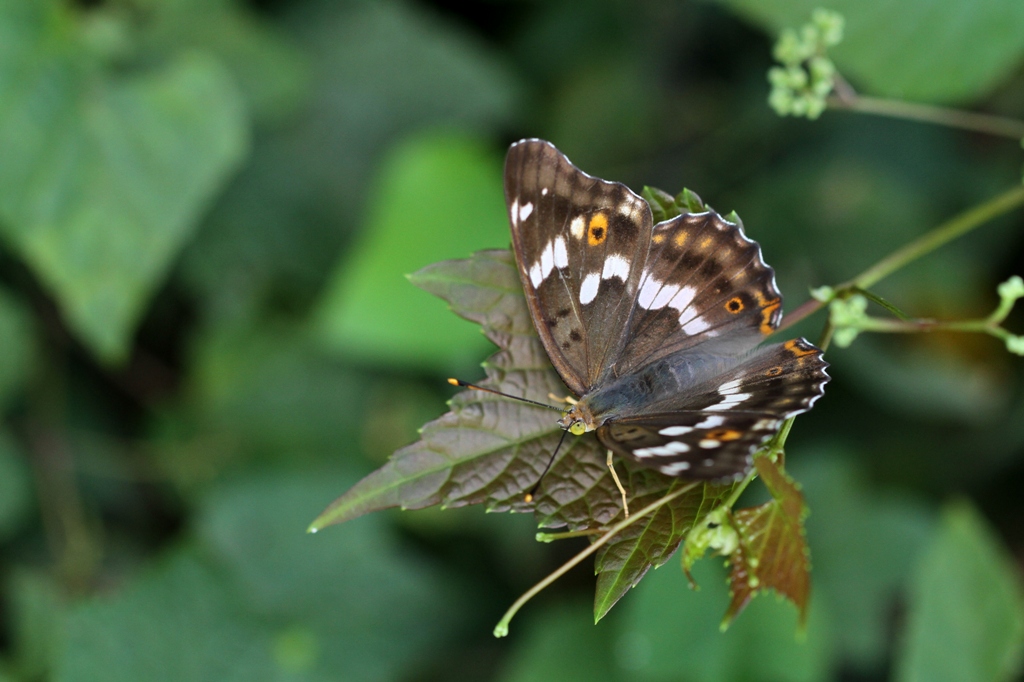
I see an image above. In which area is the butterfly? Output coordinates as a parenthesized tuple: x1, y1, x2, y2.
(504, 139, 829, 480)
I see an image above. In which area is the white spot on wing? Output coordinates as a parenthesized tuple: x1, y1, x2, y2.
(718, 379, 742, 395)
(704, 393, 752, 411)
(541, 188, 548, 196)
(637, 274, 664, 309)
(659, 426, 693, 436)
(553, 237, 568, 268)
(529, 263, 543, 288)
(510, 199, 519, 226)
(540, 241, 554, 279)
(635, 441, 690, 457)
(699, 440, 721, 449)
(661, 461, 692, 474)
(681, 316, 711, 335)
(519, 201, 534, 222)
(695, 416, 725, 428)
(667, 286, 697, 313)
(601, 254, 630, 281)
(753, 419, 780, 430)
(651, 283, 681, 309)
(579, 273, 600, 305)
(570, 215, 586, 239)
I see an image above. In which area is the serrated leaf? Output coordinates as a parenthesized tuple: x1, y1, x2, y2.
(724, 455, 810, 628)
(313, 248, 711, 620)
(0, 1, 248, 362)
(594, 479, 734, 621)
(313, 250, 633, 530)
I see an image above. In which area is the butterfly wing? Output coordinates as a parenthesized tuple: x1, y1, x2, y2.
(505, 139, 653, 396)
(612, 211, 782, 379)
(597, 338, 830, 479)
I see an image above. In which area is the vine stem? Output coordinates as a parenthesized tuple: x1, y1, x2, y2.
(828, 94, 1024, 140)
(778, 183, 1024, 332)
(493, 480, 700, 637)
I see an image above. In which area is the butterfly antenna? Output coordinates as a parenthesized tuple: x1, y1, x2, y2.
(447, 378, 564, 413)
(524, 428, 569, 504)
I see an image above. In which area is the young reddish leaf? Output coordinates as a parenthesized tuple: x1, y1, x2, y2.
(723, 455, 810, 628)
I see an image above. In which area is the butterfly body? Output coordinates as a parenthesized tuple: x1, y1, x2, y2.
(505, 139, 829, 480)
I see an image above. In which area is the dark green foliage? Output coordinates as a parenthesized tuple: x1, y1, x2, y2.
(1, 1, 1023, 681)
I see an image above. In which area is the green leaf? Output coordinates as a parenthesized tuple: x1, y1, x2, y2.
(311, 249, 609, 529)
(795, 453, 932, 670)
(313, 131, 511, 371)
(895, 501, 1024, 682)
(313, 248, 716, 621)
(594, 480, 734, 621)
(0, 1, 248, 362)
(180, 0, 520, 321)
(5, 571, 66, 681)
(54, 554, 275, 682)
(0, 288, 33, 411)
(642, 186, 681, 224)
(200, 471, 461, 682)
(133, 0, 309, 124)
(0, 432, 32, 542)
(724, 455, 810, 628)
(716, 0, 1024, 103)
(188, 321, 367, 457)
(618, 557, 833, 682)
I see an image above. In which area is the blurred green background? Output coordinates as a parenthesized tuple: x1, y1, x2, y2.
(1, 0, 1024, 680)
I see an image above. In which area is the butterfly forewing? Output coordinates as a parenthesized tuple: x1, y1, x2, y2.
(506, 139, 653, 396)
(597, 338, 830, 478)
(612, 211, 782, 378)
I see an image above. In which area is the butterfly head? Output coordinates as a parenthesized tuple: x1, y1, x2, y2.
(557, 402, 596, 436)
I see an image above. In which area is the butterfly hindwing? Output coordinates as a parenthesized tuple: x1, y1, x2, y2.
(597, 338, 830, 478)
(506, 139, 653, 396)
(612, 211, 782, 378)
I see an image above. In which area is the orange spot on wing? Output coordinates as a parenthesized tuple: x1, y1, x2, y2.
(700, 236, 712, 248)
(759, 300, 781, 334)
(707, 429, 741, 441)
(588, 213, 609, 246)
(725, 296, 744, 313)
(784, 339, 818, 357)
(652, 233, 665, 244)
(765, 366, 783, 377)
(674, 230, 689, 247)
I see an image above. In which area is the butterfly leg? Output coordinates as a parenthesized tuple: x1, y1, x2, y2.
(606, 450, 630, 518)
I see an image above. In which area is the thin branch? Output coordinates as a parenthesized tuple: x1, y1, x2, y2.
(828, 94, 1024, 140)
(778, 184, 1024, 332)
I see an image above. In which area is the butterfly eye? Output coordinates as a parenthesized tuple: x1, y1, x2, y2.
(569, 421, 587, 436)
